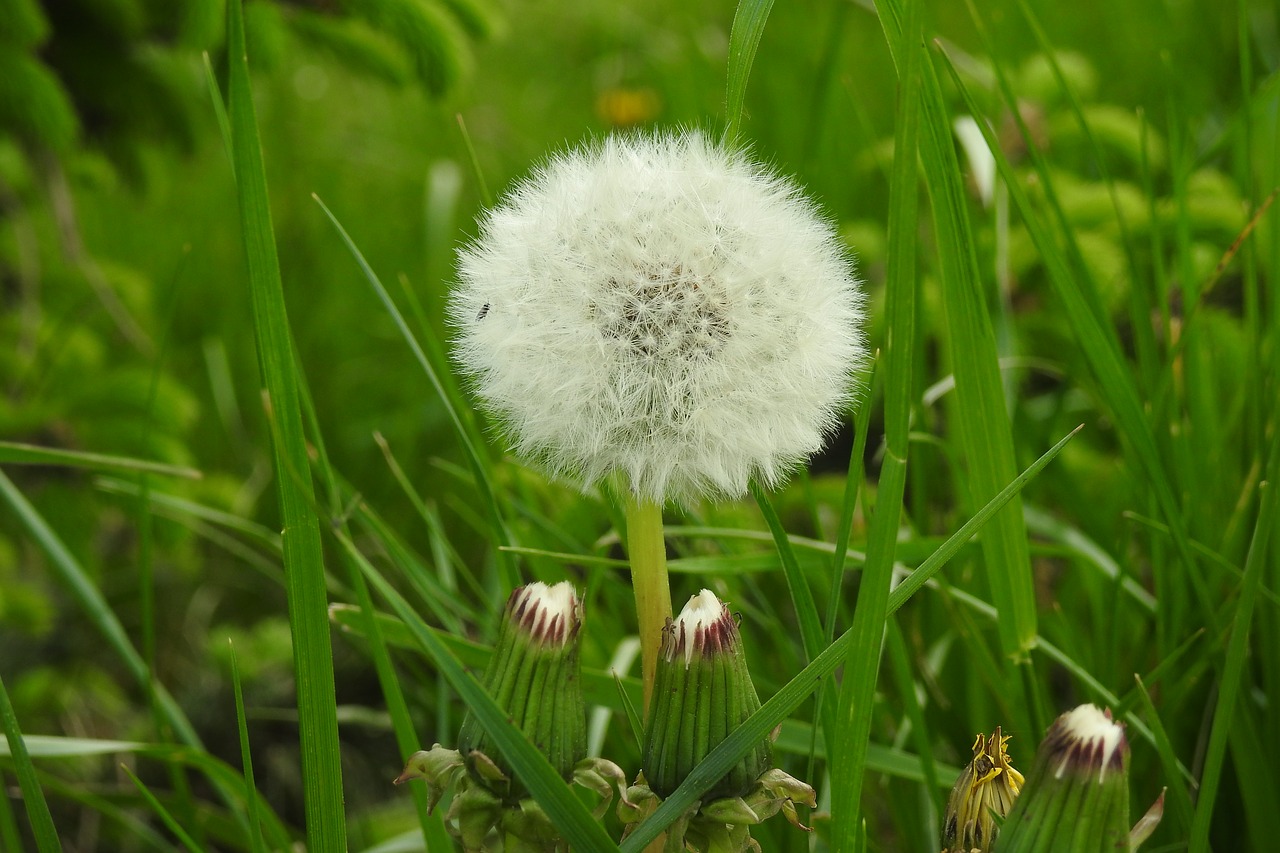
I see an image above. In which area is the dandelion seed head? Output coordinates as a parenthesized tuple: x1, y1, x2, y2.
(451, 130, 867, 504)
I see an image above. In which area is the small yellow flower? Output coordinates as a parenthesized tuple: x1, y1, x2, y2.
(942, 727, 1024, 853)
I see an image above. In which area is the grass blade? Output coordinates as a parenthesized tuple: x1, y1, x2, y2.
(120, 765, 202, 852)
(0, 470, 200, 748)
(724, 0, 775, 141)
(0, 673, 60, 852)
(876, 0, 1039, 664)
(1188, 413, 1280, 850)
(749, 481, 824, 661)
(228, 644, 267, 853)
(935, 16, 1217, 639)
(0, 441, 200, 479)
(224, 0, 346, 846)
(831, 0, 921, 841)
(311, 194, 517, 589)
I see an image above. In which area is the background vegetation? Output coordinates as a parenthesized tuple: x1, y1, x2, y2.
(1, 0, 1278, 849)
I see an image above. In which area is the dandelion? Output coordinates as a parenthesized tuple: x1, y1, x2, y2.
(451, 130, 865, 507)
(451, 130, 866, 706)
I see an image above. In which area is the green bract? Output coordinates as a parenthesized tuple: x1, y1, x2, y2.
(456, 581, 587, 800)
(995, 705, 1163, 853)
(623, 590, 815, 852)
(396, 582, 629, 851)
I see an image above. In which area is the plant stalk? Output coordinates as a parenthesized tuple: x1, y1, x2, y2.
(624, 495, 673, 714)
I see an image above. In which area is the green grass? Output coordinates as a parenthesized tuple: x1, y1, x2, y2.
(1, 0, 1278, 850)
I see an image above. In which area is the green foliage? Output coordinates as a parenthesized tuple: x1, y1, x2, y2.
(342, 0, 472, 96)
(0, 51, 79, 152)
(0, 0, 50, 49)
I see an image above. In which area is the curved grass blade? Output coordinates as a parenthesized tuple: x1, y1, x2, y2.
(724, 0, 776, 141)
(120, 765, 202, 852)
(0, 471, 198, 746)
(0, 674, 60, 852)
(224, 0, 346, 846)
(619, 426, 1077, 851)
(312, 194, 517, 589)
(749, 481, 825, 661)
(0, 735, 294, 849)
(0, 442, 201, 480)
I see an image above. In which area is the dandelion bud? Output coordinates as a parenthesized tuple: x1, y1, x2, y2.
(642, 589, 770, 800)
(451, 130, 867, 505)
(994, 705, 1133, 852)
(941, 728, 1024, 853)
(456, 581, 587, 802)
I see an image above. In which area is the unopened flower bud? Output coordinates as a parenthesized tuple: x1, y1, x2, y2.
(456, 581, 587, 801)
(942, 727, 1023, 852)
(642, 590, 771, 801)
(994, 705, 1132, 852)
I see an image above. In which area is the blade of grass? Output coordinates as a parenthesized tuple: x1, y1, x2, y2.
(876, 0, 1039, 665)
(312, 193, 517, 589)
(885, 618, 941, 816)
(202, 51, 233, 165)
(340, 549, 454, 849)
(1132, 675, 1195, 836)
(120, 765, 202, 852)
(749, 482, 825, 661)
(724, 0, 775, 142)
(291, 331, 456, 851)
(340, 534, 622, 851)
(0, 793, 20, 853)
(228, 644, 267, 853)
(750, 479, 840, 826)
(831, 0, 921, 842)
(620, 426, 1077, 851)
(0, 737, 293, 849)
(0, 470, 199, 747)
(1188, 416, 1280, 850)
(827, 356, 878, 642)
(0, 442, 201, 479)
(454, 113, 492, 207)
(0, 673, 60, 853)
(937, 15, 1217, 638)
(224, 0, 346, 846)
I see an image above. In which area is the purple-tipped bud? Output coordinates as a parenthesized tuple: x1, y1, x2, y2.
(456, 581, 587, 802)
(994, 705, 1140, 852)
(641, 590, 770, 801)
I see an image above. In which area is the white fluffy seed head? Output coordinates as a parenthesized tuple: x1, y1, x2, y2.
(451, 130, 867, 505)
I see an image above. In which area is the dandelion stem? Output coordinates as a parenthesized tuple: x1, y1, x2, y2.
(624, 496, 673, 714)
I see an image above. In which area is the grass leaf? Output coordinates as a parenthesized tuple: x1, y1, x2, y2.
(224, 0, 346, 846)
(0, 674, 60, 853)
(724, 0, 775, 141)
(831, 0, 922, 840)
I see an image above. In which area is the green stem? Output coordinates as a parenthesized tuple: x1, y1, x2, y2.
(624, 495, 673, 714)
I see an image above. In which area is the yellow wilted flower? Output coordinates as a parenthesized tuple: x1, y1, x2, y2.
(942, 727, 1024, 853)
